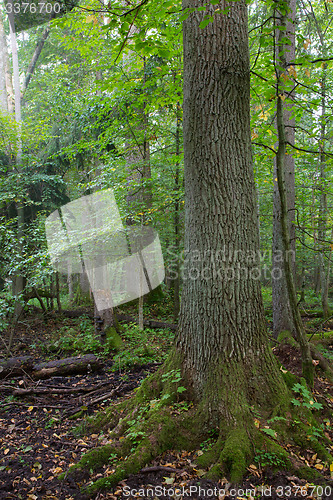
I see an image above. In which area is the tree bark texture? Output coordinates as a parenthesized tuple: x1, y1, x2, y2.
(177, 0, 287, 421)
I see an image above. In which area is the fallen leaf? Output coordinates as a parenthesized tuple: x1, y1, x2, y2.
(164, 477, 175, 484)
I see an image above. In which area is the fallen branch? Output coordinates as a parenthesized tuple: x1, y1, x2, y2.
(0, 356, 34, 378)
(32, 354, 103, 379)
(0, 354, 103, 380)
(140, 466, 183, 473)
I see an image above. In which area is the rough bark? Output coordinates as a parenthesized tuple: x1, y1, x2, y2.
(176, 0, 288, 414)
(272, 0, 296, 338)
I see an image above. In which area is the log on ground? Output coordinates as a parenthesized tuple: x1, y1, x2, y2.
(32, 354, 103, 379)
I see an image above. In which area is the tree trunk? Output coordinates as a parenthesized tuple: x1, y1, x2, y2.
(318, 69, 330, 319)
(177, 0, 288, 425)
(0, 11, 8, 112)
(0, 9, 14, 114)
(173, 101, 181, 321)
(274, 2, 313, 386)
(8, 13, 25, 321)
(272, 0, 296, 339)
(22, 24, 50, 95)
(32, 354, 102, 379)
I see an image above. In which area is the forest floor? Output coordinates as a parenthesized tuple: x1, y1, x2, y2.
(0, 307, 332, 500)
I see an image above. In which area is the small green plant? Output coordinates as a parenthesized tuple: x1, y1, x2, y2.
(125, 405, 149, 451)
(268, 416, 287, 424)
(161, 369, 186, 394)
(108, 453, 118, 464)
(172, 401, 192, 413)
(254, 450, 287, 469)
(45, 417, 59, 429)
(111, 323, 173, 371)
(291, 383, 323, 410)
(162, 369, 182, 383)
(200, 429, 219, 452)
(307, 425, 324, 441)
(262, 427, 277, 439)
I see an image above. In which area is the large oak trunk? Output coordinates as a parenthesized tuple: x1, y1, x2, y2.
(177, 0, 287, 421)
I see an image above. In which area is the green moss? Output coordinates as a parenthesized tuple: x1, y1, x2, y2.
(310, 332, 333, 343)
(219, 429, 251, 483)
(83, 438, 156, 495)
(205, 462, 224, 480)
(105, 327, 123, 351)
(302, 361, 314, 389)
(277, 330, 297, 346)
(68, 409, 86, 420)
(281, 370, 298, 389)
(74, 401, 127, 436)
(196, 435, 223, 469)
(295, 466, 323, 481)
(75, 445, 117, 472)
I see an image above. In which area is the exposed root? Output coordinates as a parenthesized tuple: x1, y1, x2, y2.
(61, 352, 331, 497)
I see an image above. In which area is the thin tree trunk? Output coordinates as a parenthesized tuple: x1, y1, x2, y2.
(275, 2, 313, 386)
(173, 101, 181, 321)
(272, 0, 296, 339)
(22, 24, 50, 95)
(0, 8, 14, 113)
(0, 11, 8, 111)
(318, 68, 330, 318)
(8, 10, 25, 320)
(55, 271, 62, 312)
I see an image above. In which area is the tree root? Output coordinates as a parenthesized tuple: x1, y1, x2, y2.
(61, 356, 330, 497)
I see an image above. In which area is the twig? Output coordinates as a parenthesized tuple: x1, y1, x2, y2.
(140, 466, 183, 473)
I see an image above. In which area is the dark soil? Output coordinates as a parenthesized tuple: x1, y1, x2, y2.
(0, 310, 332, 499)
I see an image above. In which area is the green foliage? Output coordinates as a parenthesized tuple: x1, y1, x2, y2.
(254, 449, 288, 470)
(43, 316, 114, 357)
(200, 429, 219, 452)
(316, 345, 333, 360)
(112, 323, 174, 371)
(291, 383, 323, 411)
(0, 291, 16, 331)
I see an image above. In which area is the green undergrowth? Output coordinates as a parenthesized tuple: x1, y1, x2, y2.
(111, 323, 174, 371)
(37, 316, 174, 367)
(60, 351, 332, 497)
